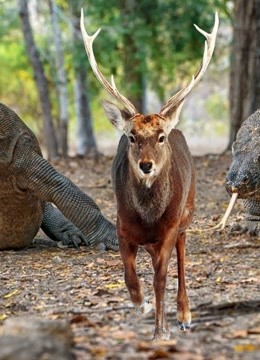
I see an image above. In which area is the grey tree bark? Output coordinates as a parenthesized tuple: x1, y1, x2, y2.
(229, 0, 260, 147)
(73, 70, 98, 157)
(18, 0, 59, 159)
(48, 0, 69, 157)
(69, 1, 98, 157)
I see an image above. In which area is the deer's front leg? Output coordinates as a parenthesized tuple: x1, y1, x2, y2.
(147, 239, 175, 341)
(176, 231, 191, 331)
(119, 237, 152, 315)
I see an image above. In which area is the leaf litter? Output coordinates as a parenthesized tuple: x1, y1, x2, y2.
(0, 153, 259, 359)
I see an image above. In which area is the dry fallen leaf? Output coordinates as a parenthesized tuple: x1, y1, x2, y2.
(0, 314, 8, 321)
(3, 289, 19, 299)
(234, 343, 259, 352)
(225, 329, 248, 339)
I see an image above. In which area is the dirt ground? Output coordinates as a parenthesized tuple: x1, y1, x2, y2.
(0, 152, 259, 359)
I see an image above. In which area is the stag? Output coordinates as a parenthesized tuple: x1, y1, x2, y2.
(81, 10, 219, 340)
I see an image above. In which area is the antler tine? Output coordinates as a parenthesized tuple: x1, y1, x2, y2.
(160, 12, 219, 116)
(80, 9, 137, 116)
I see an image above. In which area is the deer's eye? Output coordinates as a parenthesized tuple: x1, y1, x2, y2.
(129, 135, 136, 144)
(158, 134, 165, 143)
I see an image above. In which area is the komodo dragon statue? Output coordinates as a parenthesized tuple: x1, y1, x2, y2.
(0, 102, 118, 250)
(225, 110, 260, 236)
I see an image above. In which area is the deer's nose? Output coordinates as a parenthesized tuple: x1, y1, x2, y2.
(139, 161, 153, 174)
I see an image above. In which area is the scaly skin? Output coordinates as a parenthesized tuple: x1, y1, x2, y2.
(0, 103, 118, 250)
(226, 110, 260, 236)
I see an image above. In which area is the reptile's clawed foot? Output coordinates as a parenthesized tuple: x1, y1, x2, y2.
(230, 222, 260, 237)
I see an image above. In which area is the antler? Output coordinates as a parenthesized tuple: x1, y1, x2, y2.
(160, 12, 219, 116)
(80, 9, 137, 116)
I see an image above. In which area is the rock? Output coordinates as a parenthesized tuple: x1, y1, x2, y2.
(0, 317, 75, 360)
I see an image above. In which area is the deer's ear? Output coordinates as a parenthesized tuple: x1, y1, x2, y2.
(102, 101, 126, 131)
(161, 100, 185, 131)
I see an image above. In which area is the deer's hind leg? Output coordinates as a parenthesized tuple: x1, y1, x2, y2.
(119, 238, 152, 315)
(176, 230, 191, 331)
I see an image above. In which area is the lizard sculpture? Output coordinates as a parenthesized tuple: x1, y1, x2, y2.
(226, 110, 260, 236)
(0, 103, 118, 250)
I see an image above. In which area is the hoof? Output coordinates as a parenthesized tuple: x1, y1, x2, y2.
(153, 326, 171, 341)
(135, 300, 153, 315)
(177, 320, 191, 331)
(153, 332, 171, 341)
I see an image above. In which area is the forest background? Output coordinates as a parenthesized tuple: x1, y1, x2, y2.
(0, 0, 259, 159)
(0, 2, 259, 357)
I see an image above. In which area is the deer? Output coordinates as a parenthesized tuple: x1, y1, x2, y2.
(80, 10, 219, 340)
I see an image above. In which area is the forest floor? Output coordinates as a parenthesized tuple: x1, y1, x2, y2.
(0, 152, 259, 359)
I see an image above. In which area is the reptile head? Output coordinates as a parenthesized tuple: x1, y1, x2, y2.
(226, 110, 260, 200)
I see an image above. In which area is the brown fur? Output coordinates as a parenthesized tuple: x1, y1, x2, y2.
(132, 114, 165, 134)
(110, 112, 195, 340)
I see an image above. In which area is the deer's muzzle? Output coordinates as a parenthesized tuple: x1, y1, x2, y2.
(139, 161, 153, 174)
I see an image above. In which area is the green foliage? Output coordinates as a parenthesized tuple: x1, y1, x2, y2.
(0, 2, 40, 131)
(77, 0, 231, 102)
(0, 0, 231, 139)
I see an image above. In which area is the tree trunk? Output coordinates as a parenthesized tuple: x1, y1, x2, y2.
(69, 2, 98, 157)
(48, 0, 69, 157)
(229, 0, 260, 147)
(18, 0, 59, 159)
(73, 69, 98, 157)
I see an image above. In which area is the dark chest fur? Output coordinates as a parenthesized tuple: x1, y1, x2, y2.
(113, 132, 194, 229)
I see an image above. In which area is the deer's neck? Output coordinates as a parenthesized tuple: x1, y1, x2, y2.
(127, 163, 172, 224)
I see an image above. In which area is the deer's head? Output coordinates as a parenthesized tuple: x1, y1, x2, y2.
(102, 102, 184, 186)
(80, 10, 219, 186)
